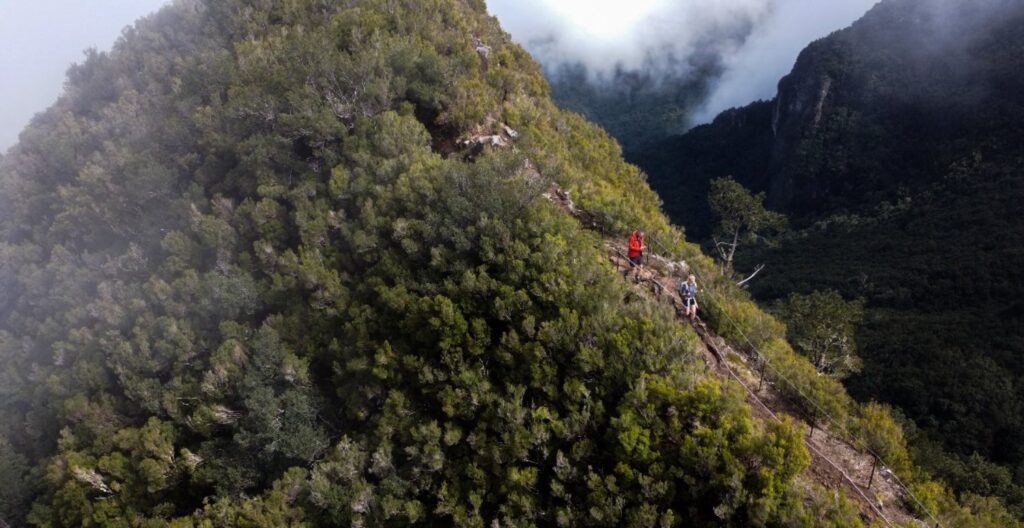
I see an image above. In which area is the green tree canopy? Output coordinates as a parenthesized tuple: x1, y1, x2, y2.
(0, 0, 1014, 526)
(774, 290, 864, 380)
(0, 1, 827, 526)
(708, 177, 787, 270)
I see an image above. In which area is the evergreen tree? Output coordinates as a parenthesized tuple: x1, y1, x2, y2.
(0, 0, 1015, 526)
(708, 177, 787, 271)
(775, 290, 864, 379)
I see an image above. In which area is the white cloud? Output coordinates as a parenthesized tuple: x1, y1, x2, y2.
(489, 0, 772, 76)
(487, 0, 878, 125)
(692, 0, 879, 123)
(0, 0, 881, 152)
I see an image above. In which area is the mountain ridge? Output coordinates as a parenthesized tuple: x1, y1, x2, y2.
(637, 0, 1024, 516)
(0, 0, 1017, 526)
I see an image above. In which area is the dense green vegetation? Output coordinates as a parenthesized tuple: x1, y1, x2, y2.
(0, 0, 1017, 526)
(773, 290, 864, 380)
(707, 177, 787, 271)
(0, 0, 828, 526)
(741, 167, 1024, 515)
(638, 0, 1024, 516)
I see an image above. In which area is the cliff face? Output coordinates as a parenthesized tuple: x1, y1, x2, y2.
(768, 0, 1024, 223)
(0, 0, 858, 525)
(766, 49, 836, 210)
(638, 0, 1024, 513)
(648, 0, 1024, 223)
(5, 0, 1024, 524)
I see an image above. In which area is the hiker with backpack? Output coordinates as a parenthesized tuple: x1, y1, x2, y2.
(625, 230, 645, 283)
(678, 274, 699, 321)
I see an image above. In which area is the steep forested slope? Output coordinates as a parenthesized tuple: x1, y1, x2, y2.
(0, 1, 819, 525)
(0, 0, 1015, 526)
(648, 0, 1024, 226)
(547, 64, 715, 157)
(638, 0, 1024, 512)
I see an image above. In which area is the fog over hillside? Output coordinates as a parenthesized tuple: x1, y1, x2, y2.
(488, 0, 878, 127)
(0, 0, 169, 152)
(0, 1, 878, 153)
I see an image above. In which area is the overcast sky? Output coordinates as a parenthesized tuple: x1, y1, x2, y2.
(0, 0, 169, 152)
(0, 0, 876, 152)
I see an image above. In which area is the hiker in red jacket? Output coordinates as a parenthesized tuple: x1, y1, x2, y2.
(625, 230, 645, 283)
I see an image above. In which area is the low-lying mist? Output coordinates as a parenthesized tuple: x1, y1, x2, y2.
(488, 0, 878, 128)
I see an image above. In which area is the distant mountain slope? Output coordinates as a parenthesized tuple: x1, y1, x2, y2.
(638, 0, 1024, 512)
(645, 0, 1024, 231)
(547, 63, 715, 157)
(0, 0, 873, 526)
(640, 99, 776, 240)
(0, 0, 1017, 526)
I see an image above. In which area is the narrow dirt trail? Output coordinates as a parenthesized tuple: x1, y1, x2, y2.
(606, 243, 919, 527)
(544, 184, 923, 526)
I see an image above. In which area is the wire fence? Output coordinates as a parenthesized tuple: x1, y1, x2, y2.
(555, 189, 943, 526)
(606, 232, 898, 524)
(643, 232, 943, 528)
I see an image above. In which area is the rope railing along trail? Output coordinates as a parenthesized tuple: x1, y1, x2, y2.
(714, 345, 896, 527)
(543, 185, 937, 525)
(644, 233, 943, 528)
(608, 245, 896, 525)
(712, 302, 941, 527)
